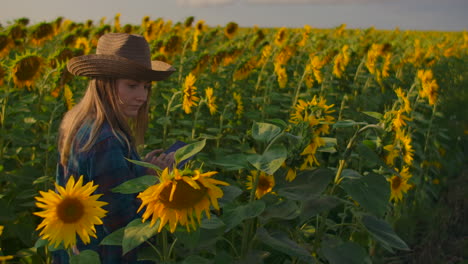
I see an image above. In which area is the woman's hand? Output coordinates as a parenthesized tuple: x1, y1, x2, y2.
(144, 149, 176, 170)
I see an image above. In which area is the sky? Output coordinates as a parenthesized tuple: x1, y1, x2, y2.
(1, 0, 467, 31)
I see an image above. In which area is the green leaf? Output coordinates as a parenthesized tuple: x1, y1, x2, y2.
(210, 153, 251, 171)
(356, 143, 385, 168)
(340, 173, 390, 217)
(362, 214, 410, 251)
(247, 145, 287, 175)
(175, 139, 206, 164)
(332, 120, 367, 129)
(182, 255, 211, 264)
(218, 185, 243, 207)
(201, 216, 225, 229)
(277, 169, 333, 200)
(321, 240, 370, 264)
(70, 250, 101, 264)
(100, 227, 124, 246)
(300, 196, 341, 223)
(122, 218, 159, 255)
(125, 158, 162, 171)
(256, 227, 314, 262)
(260, 199, 300, 222)
(222, 200, 266, 231)
(251, 122, 282, 144)
(362, 111, 383, 120)
(112, 175, 158, 194)
(341, 169, 362, 179)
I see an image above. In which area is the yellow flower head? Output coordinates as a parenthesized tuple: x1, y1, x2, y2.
(274, 27, 288, 46)
(30, 22, 55, 46)
(233, 92, 244, 118)
(11, 54, 44, 89)
(138, 168, 229, 233)
(387, 167, 412, 203)
(224, 22, 238, 39)
(34, 176, 108, 249)
(183, 73, 199, 114)
(246, 171, 275, 199)
(205, 87, 218, 115)
(290, 96, 335, 135)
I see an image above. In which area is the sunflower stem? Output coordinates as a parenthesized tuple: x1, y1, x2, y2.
(145, 240, 162, 260)
(162, 228, 169, 261)
(241, 171, 260, 258)
(163, 91, 182, 146)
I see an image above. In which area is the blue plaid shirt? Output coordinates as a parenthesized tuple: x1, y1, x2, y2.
(53, 121, 150, 264)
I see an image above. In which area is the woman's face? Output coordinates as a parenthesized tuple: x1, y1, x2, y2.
(116, 78, 151, 118)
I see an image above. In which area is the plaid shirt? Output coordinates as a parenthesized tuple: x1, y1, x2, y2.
(53, 121, 150, 264)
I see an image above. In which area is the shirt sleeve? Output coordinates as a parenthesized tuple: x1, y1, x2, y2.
(87, 136, 141, 234)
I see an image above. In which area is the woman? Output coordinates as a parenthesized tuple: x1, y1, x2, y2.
(54, 33, 176, 263)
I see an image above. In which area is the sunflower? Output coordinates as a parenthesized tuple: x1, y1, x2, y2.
(138, 168, 229, 233)
(205, 87, 218, 115)
(332, 45, 350, 78)
(417, 69, 439, 106)
(114, 13, 121, 32)
(182, 73, 199, 114)
(11, 54, 44, 89)
(74, 37, 91, 54)
(34, 175, 108, 248)
(0, 34, 12, 57)
(0, 255, 14, 263)
(0, 63, 6, 86)
(232, 92, 244, 119)
(224, 22, 238, 39)
(64, 84, 75, 110)
(394, 88, 411, 113)
(289, 96, 335, 135)
(274, 63, 288, 88)
(274, 27, 287, 46)
(387, 166, 412, 203)
(233, 56, 259, 81)
(30, 22, 55, 45)
(246, 170, 275, 199)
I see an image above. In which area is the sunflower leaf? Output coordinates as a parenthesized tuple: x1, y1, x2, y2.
(111, 175, 158, 194)
(247, 145, 287, 175)
(340, 172, 389, 217)
(361, 214, 410, 251)
(321, 239, 371, 264)
(175, 139, 206, 164)
(251, 122, 282, 145)
(125, 158, 162, 172)
(100, 227, 124, 246)
(222, 200, 266, 232)
(122, 218, 159, 255)
(256, 227, 314, 262)
(69, 250, 101, 264)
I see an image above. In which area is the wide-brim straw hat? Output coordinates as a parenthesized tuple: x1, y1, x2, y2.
(67, 33, 175, 81)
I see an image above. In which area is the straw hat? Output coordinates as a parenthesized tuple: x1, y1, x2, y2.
(67, 33, 175, 81)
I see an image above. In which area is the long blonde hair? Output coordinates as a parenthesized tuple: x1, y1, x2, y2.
(58, 78, 150, 166)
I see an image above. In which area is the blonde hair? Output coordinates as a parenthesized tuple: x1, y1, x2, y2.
(58, 78, 150, 166)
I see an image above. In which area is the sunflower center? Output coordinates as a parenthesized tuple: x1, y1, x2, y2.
(258, 176, 273, 191)
(159, 180, 207, 210)
(15, 57, 41, 81)
(392, 176, 402, 190)
(56, 197, 85, 223)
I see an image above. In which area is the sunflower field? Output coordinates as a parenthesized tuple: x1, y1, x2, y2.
(0, 14, 467, 264)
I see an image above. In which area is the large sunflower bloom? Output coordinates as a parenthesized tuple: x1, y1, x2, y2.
(246, 170, 275, 199)
(387, 167, 412, 203)
(34, 176, 108, 248)
(11, 54, 44, 89)
(182, 73, 200, 114)
(138, 168, 229, 233)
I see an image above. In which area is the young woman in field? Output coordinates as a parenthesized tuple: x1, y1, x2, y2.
(54, 32, 176, 263)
